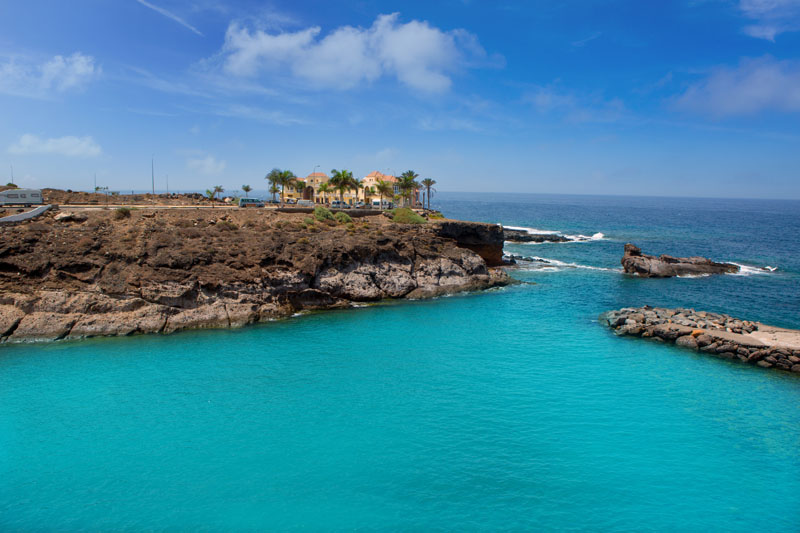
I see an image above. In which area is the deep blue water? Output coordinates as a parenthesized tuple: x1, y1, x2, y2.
(1, 193, 799, 531)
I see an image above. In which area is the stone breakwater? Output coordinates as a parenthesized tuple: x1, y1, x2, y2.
(0, 208, 511, 344)
(601, 306, 800, 374)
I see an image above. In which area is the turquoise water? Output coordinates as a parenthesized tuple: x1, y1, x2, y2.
(2, 193, 799, 530)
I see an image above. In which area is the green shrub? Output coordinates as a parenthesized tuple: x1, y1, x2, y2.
(303, 217, 315, 226)
(334, 211, 352, 224)
(391, 207, 426, 224)
(428, 211, 444, 219)
(114, 207, 131, 219)
(314, 206, 334, 222)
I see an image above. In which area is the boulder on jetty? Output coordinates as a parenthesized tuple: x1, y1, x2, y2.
(503, 228, 570, 243)
(600, 306, 800, 374)
(621, 244, 739, 277)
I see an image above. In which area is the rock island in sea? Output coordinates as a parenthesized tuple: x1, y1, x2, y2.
(0, 192, 511, 343)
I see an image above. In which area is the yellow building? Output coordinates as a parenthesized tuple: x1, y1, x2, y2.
(282, 169, 418, 206)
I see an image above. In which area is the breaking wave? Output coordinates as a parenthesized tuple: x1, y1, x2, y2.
(506, 254, 620, 273)
(503, 225, 605, 243)
(729, 263, 778, 276)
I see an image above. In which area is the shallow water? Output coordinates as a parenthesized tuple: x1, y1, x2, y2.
(1, 193, 799, 530)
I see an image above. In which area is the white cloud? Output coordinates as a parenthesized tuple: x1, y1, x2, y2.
(8, 134, 102, 157)
(0, 53, 100, 98)
(675, 56, 800, 117)
(219, 13, 501, 93)
(187, 155, 226, 174)
(738, 0, 800, 40)
(135, 0, 204, 36)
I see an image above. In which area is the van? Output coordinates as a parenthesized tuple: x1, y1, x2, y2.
(296, 199, 314, 207)
(371, 199, 392, 209)
(330, 200, 350, 209)
(0, 188, 44, 207)
(238, 197, 264, 208)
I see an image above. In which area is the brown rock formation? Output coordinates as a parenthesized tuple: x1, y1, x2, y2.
(621, 243, 739, 277)
(0, 208, 511, 343)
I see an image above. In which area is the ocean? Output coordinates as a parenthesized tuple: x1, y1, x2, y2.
(1, 193, 799, 531)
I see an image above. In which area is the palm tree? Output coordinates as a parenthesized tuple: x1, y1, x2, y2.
(317, 182, 332, 204)
(363, 185, 376, 205)
(266, 169, 280, 202)
(266, 168, 298, 205)
(351, 178, 364, 204)
(213, 185, 224, 200)
(399, 170, 419, 207)
(420, 178, 437, 210)
(329, 169, 354, 204)
(375, 180, 394, 210)
(269, 184, 280, 202)
(205, 188, 216, 208)
(242, 184, 252, 196)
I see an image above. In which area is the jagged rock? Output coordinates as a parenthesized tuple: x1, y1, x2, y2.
(621, 243, 740, 278)
(54, 212, 87, 223)
(434, 221, 505, 266)
(503, 229, 569, 244)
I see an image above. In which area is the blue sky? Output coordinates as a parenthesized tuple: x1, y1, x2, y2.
(1, 0, 800, 198)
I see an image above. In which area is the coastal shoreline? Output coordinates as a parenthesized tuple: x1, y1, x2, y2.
(0, 202, 511, 345)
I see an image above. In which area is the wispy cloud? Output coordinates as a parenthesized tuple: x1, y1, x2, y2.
(187, 155, 226, 174)
(216, 12, 503, 94)
(214, 104, 309, 125)
(8, 134, 102, 157)
(571, 32, 602, 47)
(523, 85, 627, 123)
(417, 116, 482, 132)
(674, 56, 800, 117)
(737, 0, 800, 40)
(135, 0, 204, 36)
(0, 52, 100, 98)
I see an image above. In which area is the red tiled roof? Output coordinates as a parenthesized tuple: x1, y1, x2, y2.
(306, 172, 328, 179)
(365, 171, 396, 182)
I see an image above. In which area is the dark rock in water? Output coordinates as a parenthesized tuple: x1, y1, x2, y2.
(505, 254, 551, 264)
(503, 228, 570, 243)
(621, 243, 740, 278)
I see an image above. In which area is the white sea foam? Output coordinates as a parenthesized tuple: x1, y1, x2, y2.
(510, 255, 619, 273)
(503, 225, 605, 243)
(503, 225, 557, 235)
(729, 263, 778, 276)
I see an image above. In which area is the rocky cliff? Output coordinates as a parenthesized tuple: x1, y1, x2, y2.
(621, 243, 739, 277)
(0, 209, 511, 343)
